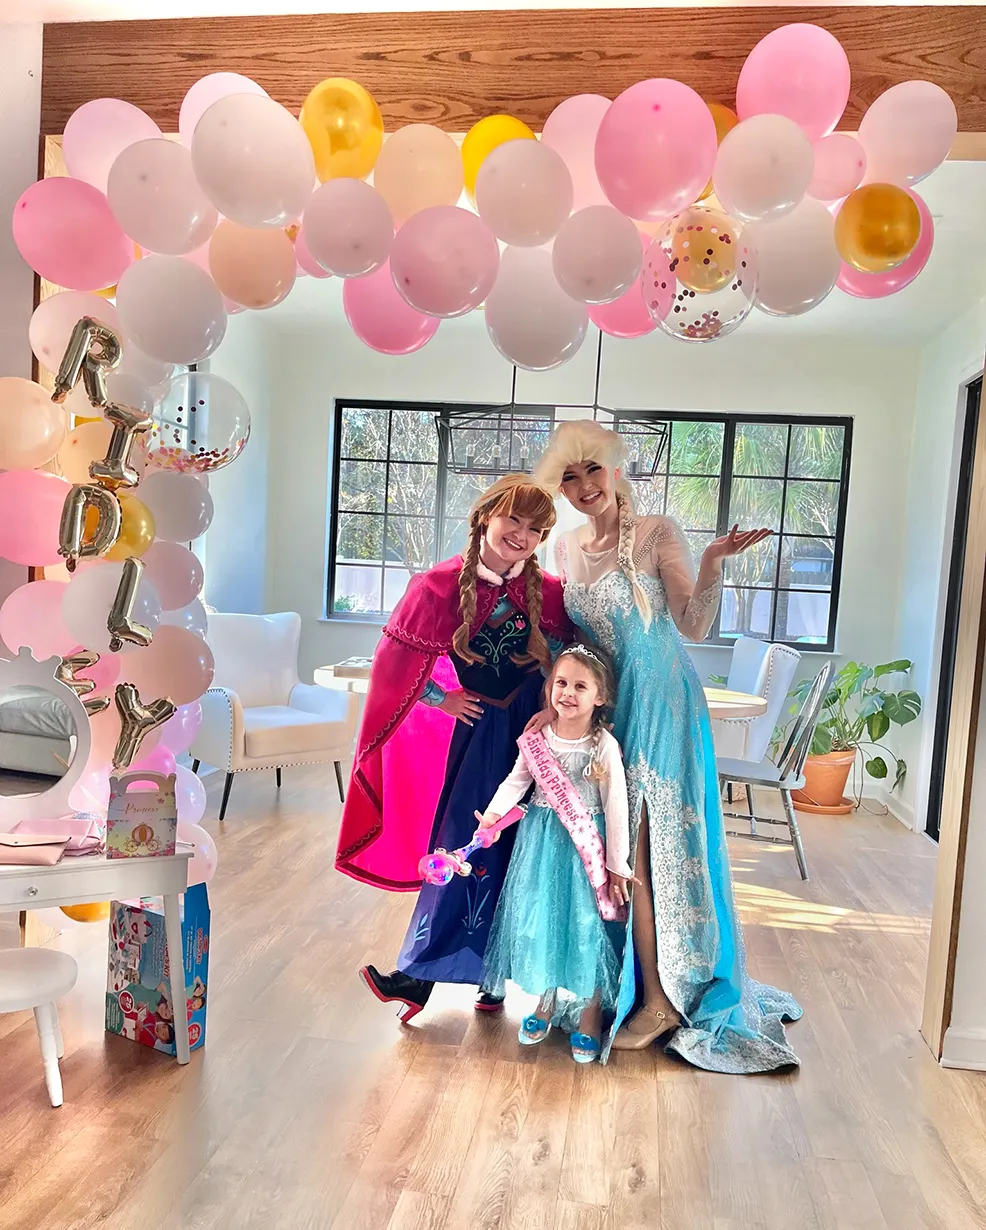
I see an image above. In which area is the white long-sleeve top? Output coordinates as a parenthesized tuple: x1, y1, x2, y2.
(486, 725, 632, 879)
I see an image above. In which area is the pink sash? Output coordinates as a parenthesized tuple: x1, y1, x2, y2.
(517, 730, 625, 923)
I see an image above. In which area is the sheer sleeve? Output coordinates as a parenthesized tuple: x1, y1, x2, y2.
(553, 533, 570, 583)
(598, 731, 632, 878)
(641, 517, 722, 643)
(486, 750, 534, 818)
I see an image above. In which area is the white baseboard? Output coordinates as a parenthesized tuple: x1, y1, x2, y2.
(941, 1026, 986, 1071)
(861, 782, 918, 831)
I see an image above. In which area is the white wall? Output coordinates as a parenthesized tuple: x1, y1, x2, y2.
(202, 278, 921, 683)
(0, 24, 42, 379)
(891, 298, 986, 829)
(203, 313, 272, 613)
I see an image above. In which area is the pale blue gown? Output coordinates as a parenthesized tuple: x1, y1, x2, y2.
(558, 515, 801, 1072)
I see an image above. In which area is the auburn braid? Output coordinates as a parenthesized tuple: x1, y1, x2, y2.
(452, 520, 485, 665)
(616, 492, 652, 629)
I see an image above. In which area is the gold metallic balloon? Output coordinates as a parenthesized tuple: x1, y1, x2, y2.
(89, 402, 153, 489)
(670, 205, 742, 294)
(112, 681, 176, 770)
(51, 316, 122, 407)
(61, 902, 111, 923)
(698, 103, 739, 202)
(57, 649, 111, 717)
(108, 556, 154, 653)
(300, 77, 384, 182)
(105, 493, 155, 562)
(59, 482, 123, 571)
(835, 183, 921, 273)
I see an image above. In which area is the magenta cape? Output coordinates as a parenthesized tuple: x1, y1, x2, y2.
(335, 556, 572, 890)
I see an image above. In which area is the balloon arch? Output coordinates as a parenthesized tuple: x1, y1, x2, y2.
(0, 21, 957, 889)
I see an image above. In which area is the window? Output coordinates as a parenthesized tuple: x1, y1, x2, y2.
(328, 402, 851, 647)
(612, 413, 852, 649)
(327, 400, 554, 619)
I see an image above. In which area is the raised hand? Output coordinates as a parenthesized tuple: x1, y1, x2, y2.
(703, 525, 773, 565)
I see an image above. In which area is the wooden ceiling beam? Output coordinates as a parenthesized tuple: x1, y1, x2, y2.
(41, 7, 986, 136)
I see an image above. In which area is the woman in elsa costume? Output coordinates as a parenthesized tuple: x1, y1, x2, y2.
(532, 420, 802, 1073)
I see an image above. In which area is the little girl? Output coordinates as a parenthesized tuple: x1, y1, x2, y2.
(477, 643, 635, 1063)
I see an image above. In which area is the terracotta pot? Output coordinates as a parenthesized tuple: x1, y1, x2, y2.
(792, 750, 856, 815)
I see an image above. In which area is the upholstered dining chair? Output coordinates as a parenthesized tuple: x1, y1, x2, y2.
(189, 612, 358, 822)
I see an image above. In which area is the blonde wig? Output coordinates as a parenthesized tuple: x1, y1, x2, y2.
(535, 419, 653, 628)
(453, 473, 557, 668)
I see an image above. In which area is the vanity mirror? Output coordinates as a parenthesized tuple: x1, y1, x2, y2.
(0, 649, 93, 822)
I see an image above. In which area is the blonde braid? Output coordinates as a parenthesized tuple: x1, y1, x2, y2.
(452, 521, 485, 665)
(617, 492, 652, 629)
(585, 723, 609, 782)
(511, 554, 551, 669)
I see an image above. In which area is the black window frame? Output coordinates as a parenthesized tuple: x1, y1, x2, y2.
(611, 409, 853, 651)
(326, 398, 556, 622)
(327, 400, 852, 648)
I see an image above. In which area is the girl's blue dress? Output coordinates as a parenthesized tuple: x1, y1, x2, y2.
(482, 728, 627, 1017)
(561, 519, 801, 1073)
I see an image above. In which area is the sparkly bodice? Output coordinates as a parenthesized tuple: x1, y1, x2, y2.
(529, 736, 604, 815)
(563, 570, 669, 660)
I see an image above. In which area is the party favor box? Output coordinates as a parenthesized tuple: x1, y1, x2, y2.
(105, 882, 210, 1056)
(106, 771, 177, 859)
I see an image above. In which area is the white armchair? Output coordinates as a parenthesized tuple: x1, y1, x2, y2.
(189, 612, 359, 822)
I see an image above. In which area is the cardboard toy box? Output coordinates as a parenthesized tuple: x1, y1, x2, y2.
(105, 882, 210, 1055)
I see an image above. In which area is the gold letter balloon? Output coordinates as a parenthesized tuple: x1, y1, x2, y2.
(112, 682, 176, 770)
(58, 483, 123, 571)
(107, 556, 154, 652)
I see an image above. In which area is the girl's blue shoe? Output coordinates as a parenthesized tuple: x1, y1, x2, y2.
(518, 1014, 551, 1045)
(570, 1032, 601, 1064)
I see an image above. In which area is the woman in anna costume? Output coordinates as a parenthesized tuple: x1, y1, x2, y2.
(335, 474, 573, 1022)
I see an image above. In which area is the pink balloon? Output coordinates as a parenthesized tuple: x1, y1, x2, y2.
(809, 134, 867, 202)
(159, 701, 203, 757)
(30, 291, 121, 372)
(0, 581, 74, 660)
(12, 178, 134, 292)
(68, 644, 122, 695)
(588, 232, 658, 339)
(551, 205, 642, 304)
(177, 820, 217, 886)
(124, 625, 215, 706)
(541, 94, 611, 212)
(641, 238, 676, 324)
(837, 190, 934, 299)
(343, 259, 440, 355)
(736, 23, 851, 143)
(0, 471, 70, 567)
(69, 764, 111, 814)
(179, 72, 268, 147)
(295, 229, 331, 278)
(594, 80, 716, 221)
(129, 743, 177, 784)
(174, 765, 207, 826)
(390, 206, 499, 317)
(302, 179, 393, 278)
(142, 542, 204, 611)
(62, 98, 161, 194)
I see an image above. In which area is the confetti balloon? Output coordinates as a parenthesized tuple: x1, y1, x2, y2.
(645, 206, 758, 343)
(149, 372, 250, 475)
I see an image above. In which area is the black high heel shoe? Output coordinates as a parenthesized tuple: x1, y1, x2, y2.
(359, 964, 434, 1024)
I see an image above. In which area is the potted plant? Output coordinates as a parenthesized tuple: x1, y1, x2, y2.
(788, 660, 922, 814)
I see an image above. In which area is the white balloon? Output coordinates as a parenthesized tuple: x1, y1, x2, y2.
(191, 93, 315, 228)
(713, 115, 814, 224)
(116, 256, 227, 365)
(858, 81, 957, 188)
(749, 199, 840, 317)
(162, 598, 208, 639)
(139, 470, 215, 543)
(485, 246, 588, 371)
(475, 139, 573, 247)
(107, 139, 218, 256)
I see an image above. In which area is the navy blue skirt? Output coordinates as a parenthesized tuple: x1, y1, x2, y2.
(397, 670, 542, 985)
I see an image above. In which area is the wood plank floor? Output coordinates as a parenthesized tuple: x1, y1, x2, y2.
(1, 763, 984, 1230)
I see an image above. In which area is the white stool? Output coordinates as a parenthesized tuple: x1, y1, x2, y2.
(0, 947, 78, 1107)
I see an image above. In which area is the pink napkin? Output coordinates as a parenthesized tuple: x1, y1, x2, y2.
(0, 834, 68, 866)
(12, 817, 104, 856)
